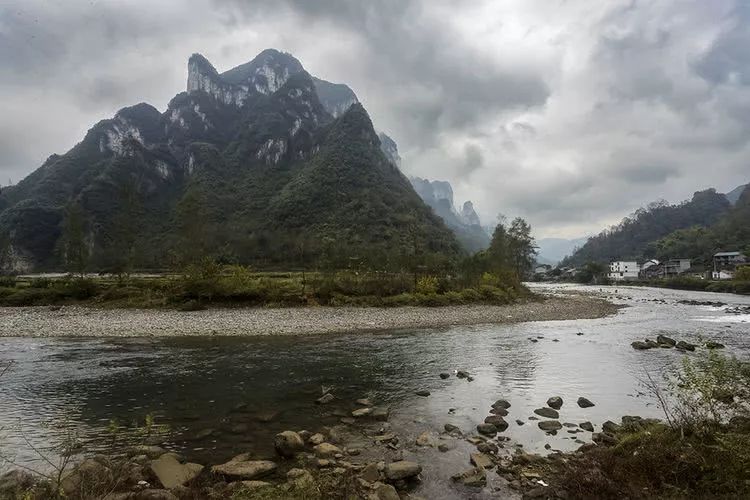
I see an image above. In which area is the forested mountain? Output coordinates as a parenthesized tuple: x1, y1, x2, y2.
(0, 49, 460, 272)
(725, 183, 748, 205)
(560, 188, 732, 267)
(409, 177, 490, 253)
(645, 184, 750, 266)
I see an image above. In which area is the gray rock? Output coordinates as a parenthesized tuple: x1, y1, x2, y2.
(676, 340, 696, 351)
(451, 467, 486, 487)
(602, 421, 621, 434)
(470, 452, 493, 469)
(211, 457, 277, 480)
(490, 407, 509, 416)
(484, 415, 509, 431)
(476, 423, 497, 436)
(415, 390, 431, 397)
(313, 443, 342, 458)
(577, 397, 595, 408)
(456, 370, 471, 379)
(352, 407, 372, 418)
(150, 453, 203, 489)
(656, 334, 676, 347)
(476, 441, 498, 454)
(415, 431, 435, 447)
(706, 341, 725, 349)
(534, 407, 559, 419)
(372, 406, 390, 422)
(579, 421, 594, 432)
(592, 432, 618, 446)
(444, 423, 460, 433)
(384, 461, 422, 481)
(516, 419, 525, 426)
(492, 399, 511, 409)
(440, 372, 451, 379)
(631, 341, 654, 350)
(375, 483, 400, 500)
(547, 397, 563, 409)
(274, 431, 305, 458)
(316, 393, 335, 404)
(361, 463, 380, 483)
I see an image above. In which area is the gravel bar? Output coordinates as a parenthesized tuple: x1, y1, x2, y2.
(0, 295, 619, 338)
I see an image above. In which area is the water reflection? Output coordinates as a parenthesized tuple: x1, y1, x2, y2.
(1, 284, 749, 496)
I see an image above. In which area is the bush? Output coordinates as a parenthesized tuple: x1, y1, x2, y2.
(0, 276, 16, 288)
(29, 277, 51, 289)
(415, 275, 439, 294)
(459, 288, 482, 302)
(1, 288, 65, 306)
(64, 278, 98, 300)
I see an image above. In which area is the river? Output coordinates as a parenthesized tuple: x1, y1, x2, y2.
(1, 284, 749, 498)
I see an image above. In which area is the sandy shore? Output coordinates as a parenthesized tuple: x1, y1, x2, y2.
(0, 294, 619, 338)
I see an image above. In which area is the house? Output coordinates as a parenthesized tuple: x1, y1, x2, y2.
(534, 264, 552, 275)
(609, 261, 640, 281)
(713, 251, 747, 273)
(712, 270, 735, 280)
(664, 258, 691, 277)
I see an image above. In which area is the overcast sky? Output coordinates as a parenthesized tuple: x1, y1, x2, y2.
(1, 0, 749, 238)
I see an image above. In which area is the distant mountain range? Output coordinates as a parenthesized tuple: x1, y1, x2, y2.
(409, 177, 490, 253)
(0, 49, 461, 272)
(536, 237, 590, 265)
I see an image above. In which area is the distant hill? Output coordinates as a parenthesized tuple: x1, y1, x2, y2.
(0, 49, 461, 272)
(409, 177, 490, 253)
(536, 237, 589, 265)
(725, 183, 748, 205)
(560, 188, 731, 267)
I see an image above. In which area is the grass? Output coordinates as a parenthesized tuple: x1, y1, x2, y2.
(0, 267, 529, 310)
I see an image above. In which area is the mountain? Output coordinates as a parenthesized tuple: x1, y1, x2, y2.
(0, 49, 461, 272)
(560, 188, 732, 267)
(536, 237, 589, 265)
(725, 183, 748, 205)
(409, 177, 490, 253)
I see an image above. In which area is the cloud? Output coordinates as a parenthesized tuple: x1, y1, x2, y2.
(1, 0, 749, 239)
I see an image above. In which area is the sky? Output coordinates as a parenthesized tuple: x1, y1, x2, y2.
(1, 0, 749, 238)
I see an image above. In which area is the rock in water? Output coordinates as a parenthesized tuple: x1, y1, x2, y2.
(579, 421, 594, 432)
(656, 334, 676, 347)
(451, 467, 486, 487)
(538, 421, 562, 432)
(273, 431, 304, 457)
(415, 431, 436, 447)
(470, 452, 493, 469)
(484, 415, 509, 431)
(313, 443, 342, 458)
(492, 399, 511, 409)
(384, 461, 422, 481)
(705, 341, 725, 349)
(676, 341, 696, 351)
(415, 390, 431, 397)
(316, 393, 334, 404)
(577, 397, 595, 408)
(211, 458, 277, 480)
(440, 372, 451, 379)
(547, 397, 563, 409)
(476, 423, 497, 436)
(533, 407, 559, 419)
(150, 453, 203, 489)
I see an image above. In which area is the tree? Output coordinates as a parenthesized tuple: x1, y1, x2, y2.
(60, 202, 89, 276)
(174, 187, 211, 266)
(104, 178, 144, 276)
(507, 217, 537, 277)
(0, 230, 11, 275)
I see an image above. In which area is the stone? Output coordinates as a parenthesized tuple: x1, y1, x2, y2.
(128, 445, 167, 459)
(438, 442, 454, 452)
(0, 470, 35, 497)
(384, 461, 422, 481)
(476, 441, 498, 454)
(547, 397, 563, 409)
(579, 421, 594, 432)
(456, 370, 470, 379)
(534, 407, 559, 419)
(274, 431, 305, 458)
(415, 390, 430, 397)
(631, 341, 654, 350)
(372, 407, 390, 422)
(451, 467, 486, 487)
(444, 423, 460, 433)
(538, 421, 562, 432)
(313, 443, 342, 458)
(150, 453, 203, 489)
(657, 334, 676, 347)
(376, 482, 400, 500)
(476, 423, 497, 436)
(577, 397, 595, 408)
(440, 372, 451, 379)
(490, 407, 509, 416)
(516, 419, 525, 426)
(470, 452, 493, 469)
(592, 432, 619, 446)
(356, 398, 373, 406)
(308, 433, 326, 445)
(316, 393, 335, 404)
(602, 421, 621, 434)
(492, 399, 511, 409)
(675, 341, 696, 352)
(484, 415, 509, 431)
(361, 463, 381, 483)
(211, 458, 277, 480)
(415, 431, 435, 447)
(352, 408, 372, 418)
(706, 341, 725, 349)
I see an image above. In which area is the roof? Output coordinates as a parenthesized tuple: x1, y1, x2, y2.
(714, 251, 742, 257)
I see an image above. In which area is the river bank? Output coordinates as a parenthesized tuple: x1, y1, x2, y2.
(0, 294, 619, 338)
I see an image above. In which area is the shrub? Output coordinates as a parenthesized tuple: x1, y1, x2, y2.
(459, 288, 482, 302)
(0, 276, 16, 288)
(29, 277, 51, 289)
(415, 275, 439, 294)
(64, 278, 98, 299)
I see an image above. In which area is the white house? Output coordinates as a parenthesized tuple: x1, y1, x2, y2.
(609, 261, 640, 281)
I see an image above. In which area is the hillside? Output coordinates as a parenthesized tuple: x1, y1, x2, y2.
(560, 189, 731, 267)
(0, 49, 461, 273)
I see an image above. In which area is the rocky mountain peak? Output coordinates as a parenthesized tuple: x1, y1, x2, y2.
(460, 201, 481, 226)
(378, 133, 401, 168)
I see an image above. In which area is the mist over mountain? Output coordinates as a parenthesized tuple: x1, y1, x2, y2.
(0, 49, 460, 272)
(536, 237, 590, 265)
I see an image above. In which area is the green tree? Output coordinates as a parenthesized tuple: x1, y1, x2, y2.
(60, 202, 89, 276)
(174, 187, 211, 266)
(0, 230, 11, 275)
(105, 178, 144, 276)
(507, 217, 537, 277)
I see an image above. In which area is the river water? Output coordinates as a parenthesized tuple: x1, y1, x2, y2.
(1, 284, 749, 498)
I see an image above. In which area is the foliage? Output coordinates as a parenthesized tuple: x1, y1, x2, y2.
(58, 202, 89, 276)
(576, 261, 607, 284)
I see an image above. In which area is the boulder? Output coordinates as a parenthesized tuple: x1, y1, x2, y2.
(631, 341, 654, 350)
(592, 432, 618, 446)
(352, 408, 372, 418)
(602, 421, 621, 434)
(372, 407, 390, 422)
(444, 423, 460, 433)
(440, 372, 451, 379)
(451, 467, 486, 487)
(579, 421, 594, 432)
(415, 431, 435, 447)
(706, 341, 725, 349)
(211, 457, 277, 480)
(150, 453, 203, 489)
(415, 390, 431, 397)
(456, 370, 470, 379)
(484, 415, 509, 431)
(476, 423, 497, 436)
(577, 397, 595, 408)
(538, 421, 562, 432)
(274, 431, 305, 458)
(470, 452, 493, 469)
(384, 461, 422, 481)
(492, 399, 511, 409)
(476, 442, 498, 454)
(313, 443, 342, 458)
(490, 407, 509, 416)
(0, 470, 35, 497)
(356, 398, 372, 406)
(546, 397, 563, 410)
(361, 463, 381, 483)
(308, 433, 326, 445)
(656, 334, 676, 347)
(533, 407, 559, 419)
(375, 482, 400, 500)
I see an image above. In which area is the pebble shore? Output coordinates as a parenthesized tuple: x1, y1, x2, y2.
(0, 295, 619, 338)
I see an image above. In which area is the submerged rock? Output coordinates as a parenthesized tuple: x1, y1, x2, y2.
(676, 340, 696, 352)
(415, 431, 436, 447)
(440, 372, 451, 379)
(656, 334, 676, 347)
(470, 452, 493, 469)
(451, 467, 486, 487)
(415, 390, 431, 397)
(602, 421, 621, 434)
(492, 399, 511, 409)
(533, 407, 560, 419)
(384, 461, 422, 481)
(484, 415, 509, 431)
(538, 421, 562, 432)
(476, 423, 497, 436)
(316, 393, 335, 404)
(579, 421, 594, 432)
(705, 341, 725, 349)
